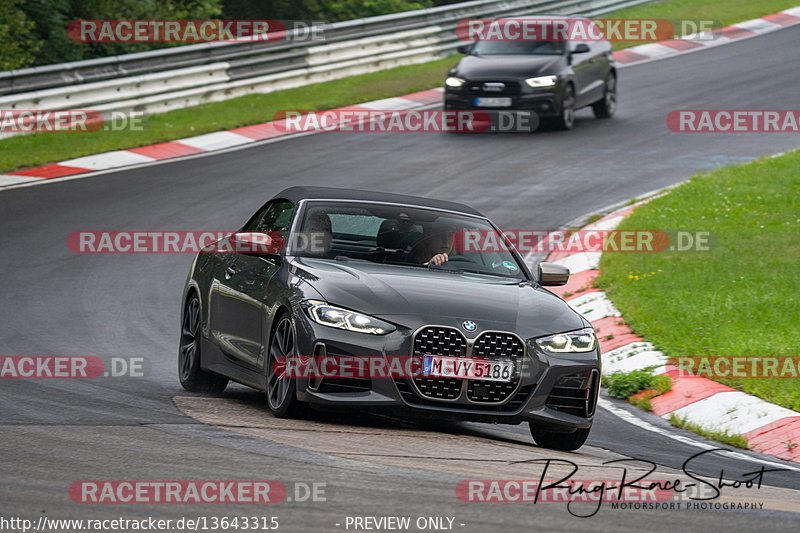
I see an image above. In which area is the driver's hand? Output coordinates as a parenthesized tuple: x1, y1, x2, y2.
(429, 253, 449, 266)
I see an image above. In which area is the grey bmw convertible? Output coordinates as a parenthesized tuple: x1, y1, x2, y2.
(179, 187, 600, 450)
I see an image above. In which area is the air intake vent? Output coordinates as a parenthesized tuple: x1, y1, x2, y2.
(546, 370, 599, 418)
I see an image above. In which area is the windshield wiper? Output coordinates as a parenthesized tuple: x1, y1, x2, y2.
(430, 265, 521, 279)
(427, 264, 464, 274)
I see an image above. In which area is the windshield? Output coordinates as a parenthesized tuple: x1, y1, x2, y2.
(472, 40, 566, 56)
(292, 201, 527, 280)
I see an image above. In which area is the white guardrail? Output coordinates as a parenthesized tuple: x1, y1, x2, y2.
(0, 0, 654, 123)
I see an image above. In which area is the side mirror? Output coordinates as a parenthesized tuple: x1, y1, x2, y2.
(233, 231, 284, 260)
(457, 44, 470, 54)
(573, 43, 590, 54)
(538, 262, 570, 286)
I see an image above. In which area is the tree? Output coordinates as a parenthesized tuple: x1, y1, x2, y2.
(221, 0, 433, 23)
(0, 0, 41, 70)
(5, 0, 450, 69)
(17, 0, 224, 68)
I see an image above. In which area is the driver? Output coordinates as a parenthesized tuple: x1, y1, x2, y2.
(409, 222, 456, 266)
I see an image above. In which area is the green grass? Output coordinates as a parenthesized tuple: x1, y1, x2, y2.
(670, 414, 750, 449)
(629, 396, 653, 411)
(603, 368, 671, 411)
(597, 151, 800, 411)
(0, 55, 458, 174)
(602, 368, 672, 399)
(603, 0, 800, 50)
(3, 0, 796, 172)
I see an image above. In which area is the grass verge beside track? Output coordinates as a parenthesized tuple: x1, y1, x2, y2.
(669, 414, 750, 449)
(2, 0, 798, 173)
(0, 56, 458, 174)
(597, 151, 800, 412)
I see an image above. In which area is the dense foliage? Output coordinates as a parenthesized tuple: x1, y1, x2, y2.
(0, 0, 458, 69)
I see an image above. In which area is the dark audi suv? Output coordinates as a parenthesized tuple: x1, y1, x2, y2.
(179, 187, 601, 450)
(444, 16, 617, 129)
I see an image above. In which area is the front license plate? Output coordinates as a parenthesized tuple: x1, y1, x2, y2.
(474, 97, 512, 107)
(422, 355, 513, 382)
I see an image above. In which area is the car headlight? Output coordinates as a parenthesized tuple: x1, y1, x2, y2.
(535, 328, 596, 353)
(445, 76, 466, 88)
(525, 75, 557, 88)
(303, 300, 396, 335)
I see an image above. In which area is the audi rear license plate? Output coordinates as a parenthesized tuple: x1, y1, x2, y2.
(422, 355, 513, 382)
(474, 97, 512, 107)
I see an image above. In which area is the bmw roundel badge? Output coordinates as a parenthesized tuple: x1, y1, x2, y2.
(462, 320, 477, 332)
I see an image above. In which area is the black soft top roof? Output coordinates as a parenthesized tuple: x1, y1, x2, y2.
(271, 186, 483, 216)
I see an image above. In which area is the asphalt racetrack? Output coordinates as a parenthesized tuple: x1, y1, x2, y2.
(1, 24, 799, 532)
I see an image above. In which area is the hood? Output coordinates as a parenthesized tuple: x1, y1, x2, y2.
(291, 258, 586, 338)
(453, 54, 564, 80)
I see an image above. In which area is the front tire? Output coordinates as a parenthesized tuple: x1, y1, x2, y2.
(554, 84, 576, 130)
(592, 73, 617, 119)
(529, 423, 591, 451)
(179, 294, 228, 393)
(266, 314, 303, 418)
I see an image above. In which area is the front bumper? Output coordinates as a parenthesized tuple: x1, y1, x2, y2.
(444, 86, 564, 118)
(293, 310, 600, 430)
